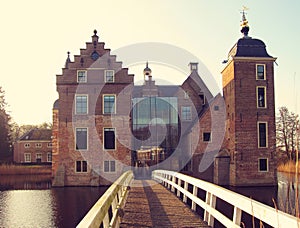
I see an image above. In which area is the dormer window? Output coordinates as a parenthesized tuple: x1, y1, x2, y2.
(256, 64, 265, 80)
(24, 143, 30, 148)
(105, 70, 114, 83)
(77, 70, 87, 83)
(35, 143, 42, 148)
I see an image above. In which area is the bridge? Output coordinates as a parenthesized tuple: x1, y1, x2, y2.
(77, 170, 300, 228)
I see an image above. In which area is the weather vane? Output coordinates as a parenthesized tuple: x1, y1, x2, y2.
(240, 6, 250, 37)
(240, 6, 249, 25)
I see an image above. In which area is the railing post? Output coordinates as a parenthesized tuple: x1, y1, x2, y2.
(164, 173, 168, 187)
(171, 175, 176, 192)
(167, 174, 172, 189)
(103, 212, 110, 228)
(183, 181, 188, 203)
(191, 185, 198, 211)
(177, 178, 181, 197)
(233, 206, 242, 226)
(204, 192, 216, 227)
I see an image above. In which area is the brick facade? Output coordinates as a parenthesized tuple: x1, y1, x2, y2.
(52, 27, 277, 186)
(52, 31, 133, 186)
(222, 58, 277, 186)
(14, 129, 52, 164)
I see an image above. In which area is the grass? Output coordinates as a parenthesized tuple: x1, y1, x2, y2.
(0, 163, 51, 175)
(278, 160, 300, 174)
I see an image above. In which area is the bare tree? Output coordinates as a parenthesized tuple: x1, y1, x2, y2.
(0, 86, 12, 162)
(276, 107, 299, 161)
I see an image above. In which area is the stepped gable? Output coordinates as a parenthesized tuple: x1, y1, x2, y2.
(56, 30, 134, 85)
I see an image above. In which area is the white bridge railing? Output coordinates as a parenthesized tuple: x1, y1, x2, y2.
(152, 170, 300, 228)
(77, 170, 134, 228)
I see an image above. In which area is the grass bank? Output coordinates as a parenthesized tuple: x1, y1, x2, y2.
(278, 160, 300, 174)
(0, 164, 51, 175)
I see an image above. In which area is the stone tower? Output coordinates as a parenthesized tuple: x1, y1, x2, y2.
(221, 11, 277, 186)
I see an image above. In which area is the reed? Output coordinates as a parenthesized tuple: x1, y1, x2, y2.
(0, 163, 51, 175)
(278, 160, 300, 174)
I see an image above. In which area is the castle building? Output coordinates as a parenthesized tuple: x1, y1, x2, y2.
(52, 13, 277, 186)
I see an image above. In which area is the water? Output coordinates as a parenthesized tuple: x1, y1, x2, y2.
(0, 172, 299, 228)
(0, 175, 107, 228)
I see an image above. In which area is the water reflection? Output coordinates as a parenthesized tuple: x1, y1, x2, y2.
(0, 176, 107, 228)
(277, 171, 300, 216)
(0, 172, 299, 227)
(0, 190, 56, 227)
(0, 175, 52, 190)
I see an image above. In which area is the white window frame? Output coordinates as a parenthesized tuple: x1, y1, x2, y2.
(24, 143, 30, 148)
(181, 106, 192, 121)
(35, 143, 42, 148)
(258, 158, 269, 172)
(257, 121, 268, 148)
(77, 70, 87, 83)
(105, 70, 115, 83)
(256, 64, 266, 80)
(75, 127, 88, 151)
(103, 94, 116, 114)
(75, 160, 88, 173)
(47, 152, 52, 162)
(24, 153, 31, 162)
(36, 153, 42, 162)
(103, 128, 116, 150)
(256, 86, 267, 108)
(47, 142, 52, 148)
(75, 94, 88, 115)
(103, 160, 116, 173)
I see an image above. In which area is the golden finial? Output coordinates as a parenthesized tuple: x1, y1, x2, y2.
(240, 6, 250, 37)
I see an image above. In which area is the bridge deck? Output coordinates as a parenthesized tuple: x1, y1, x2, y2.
(120, 180, 210, 228)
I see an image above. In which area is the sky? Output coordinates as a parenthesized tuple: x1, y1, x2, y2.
(0, 0, 299, 125)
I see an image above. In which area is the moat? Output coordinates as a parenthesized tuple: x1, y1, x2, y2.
(0, 172, 298, 227)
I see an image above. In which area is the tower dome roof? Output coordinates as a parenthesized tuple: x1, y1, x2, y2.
(228, 38, 273, 58)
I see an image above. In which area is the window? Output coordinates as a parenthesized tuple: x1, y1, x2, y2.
(35, 143, 42, 148)
(203, 132, 211, 142)
(47, 142, 52, 148)
(24, 143, 30, 148)
(259, 158, 268, 172)
(105, 70, 114, 83)
(256, 64, 265, 80)
(257, 87, 266, 108)
(104, 160, 116, 172)
(36, 153, 42, 163)
(104, 128, 115, 150)
(258, 122, 268, 148)
(199, 94, 205, 105)
(47, 153, 52, 162)
(103, 95, 116, 114)
(77, 70, 87, 83)
(76, 161, 88, 172)
(76, 95, 88, 114)
(181, 106, 191, 121)
(76, 128, 88, 150)
(184, 91, 189, 99)
(24, 153, 31, 162)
